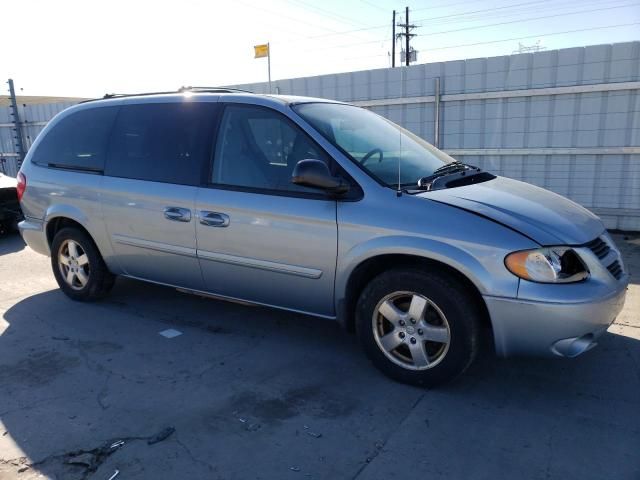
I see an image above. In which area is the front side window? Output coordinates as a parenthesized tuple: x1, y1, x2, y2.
(212, 105, 329, 193)
(106, 102, 217, 185)
(31, 106, 118, 171)
(293, 102, 454, 187)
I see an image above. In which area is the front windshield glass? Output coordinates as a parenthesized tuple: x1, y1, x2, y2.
(293, 102, 455, 187)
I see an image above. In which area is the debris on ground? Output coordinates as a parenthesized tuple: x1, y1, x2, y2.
(289, 466, 301, 472)
(245, 422, 261, 432)
(147, 426, 175, 445)
(109, 440, 125, 451)
(107, 469, 120, 480)
(303, 425, 322, 439)
(65, 452, 95, 467)
(158, 328, 183, 339)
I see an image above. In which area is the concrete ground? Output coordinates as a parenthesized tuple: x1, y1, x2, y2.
(0, 232, 638, 480)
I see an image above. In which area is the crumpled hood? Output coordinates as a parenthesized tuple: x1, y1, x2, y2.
(419, 176, 604, 245)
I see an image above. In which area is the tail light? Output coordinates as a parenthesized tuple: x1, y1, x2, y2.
(16, 172, 26, 201)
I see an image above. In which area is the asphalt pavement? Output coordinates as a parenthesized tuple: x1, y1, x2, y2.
(0, 231, 638, 480)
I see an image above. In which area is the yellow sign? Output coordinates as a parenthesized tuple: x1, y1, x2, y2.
(254, 44, 269, 58)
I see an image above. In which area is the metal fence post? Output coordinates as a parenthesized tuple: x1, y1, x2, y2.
(7, 79, 26, 169)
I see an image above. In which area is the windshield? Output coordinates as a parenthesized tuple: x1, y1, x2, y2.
(293, 102, 455, 187)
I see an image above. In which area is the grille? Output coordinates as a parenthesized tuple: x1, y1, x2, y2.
(607, 260, 623, 280)
(585, 237, 610, 259)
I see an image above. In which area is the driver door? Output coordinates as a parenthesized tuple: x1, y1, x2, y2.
(195, 103, 338, 317)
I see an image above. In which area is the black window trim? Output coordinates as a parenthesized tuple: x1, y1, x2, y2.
(31, 160, 105, 175)
(204, 102, 363, 201)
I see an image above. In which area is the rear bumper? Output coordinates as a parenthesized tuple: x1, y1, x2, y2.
(18, 217, 49, 256)
(485, 283, 628, 358)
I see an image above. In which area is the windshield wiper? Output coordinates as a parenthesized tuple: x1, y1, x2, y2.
(416, 162, 485, 191)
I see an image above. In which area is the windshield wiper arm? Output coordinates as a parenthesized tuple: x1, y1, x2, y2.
(432, 161, 468, 175)
(417, 162, 482, 190)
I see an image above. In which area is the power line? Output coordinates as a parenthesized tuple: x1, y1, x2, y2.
(421, 22, 640, 51)
(421, 2, 640, 37)
(284, 0, 371, 28)
(347, 22, 640, 59)
(359, 0, 388, 13)
(279, 2, 638, 53)
(411, 0, 569, 23)
(414, 0, 630, 26)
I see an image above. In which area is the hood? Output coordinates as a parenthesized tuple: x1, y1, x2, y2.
(419, 176, 604, 245)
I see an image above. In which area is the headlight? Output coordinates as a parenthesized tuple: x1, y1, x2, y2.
(505, 247, 589, 283)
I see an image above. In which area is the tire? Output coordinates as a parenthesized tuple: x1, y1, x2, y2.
(356, 268, 480, 387)
(50, 227, 115, 301)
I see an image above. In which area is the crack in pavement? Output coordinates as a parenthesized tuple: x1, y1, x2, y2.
(174, 435, 216, 473)
(0, 427, 175, 480)
(350, 391, 427, 480)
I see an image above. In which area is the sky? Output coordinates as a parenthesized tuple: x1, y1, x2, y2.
(3, 0, 639, 97)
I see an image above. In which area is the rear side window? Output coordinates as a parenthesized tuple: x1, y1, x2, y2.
(31, 106, 118, 172)
(106, 102, 217, 185)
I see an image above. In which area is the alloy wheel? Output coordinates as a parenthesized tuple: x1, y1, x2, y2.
(372, 291, 451, 370)
(58, 239, 90, 291)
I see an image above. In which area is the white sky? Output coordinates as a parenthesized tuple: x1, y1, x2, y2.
(3, 0, 639, 97)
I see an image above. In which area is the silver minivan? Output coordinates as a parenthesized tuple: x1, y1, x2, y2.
(17, 88, 628, 386)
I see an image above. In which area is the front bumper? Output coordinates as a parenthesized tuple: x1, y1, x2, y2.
(18, 217, 49, 256)
(485, 283, 628, 358)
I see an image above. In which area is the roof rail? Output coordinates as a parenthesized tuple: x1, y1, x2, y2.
(78, 86, 254, 103)
(178, 86, 253, 94)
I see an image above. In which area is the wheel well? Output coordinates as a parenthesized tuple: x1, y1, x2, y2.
(46, 217, 92, 247)
(342, 254, 491, 333)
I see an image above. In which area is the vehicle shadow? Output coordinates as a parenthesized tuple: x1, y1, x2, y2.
(1, 276, 639, 479)
(0, 231, 25, 255)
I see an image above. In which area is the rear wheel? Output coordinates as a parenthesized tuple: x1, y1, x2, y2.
(51, 227, 115, 301)
(356, 268, 480, 387)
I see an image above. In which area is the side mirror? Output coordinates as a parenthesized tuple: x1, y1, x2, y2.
(291, 159, 349, 194)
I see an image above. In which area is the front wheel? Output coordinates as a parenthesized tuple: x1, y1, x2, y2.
(51, 227, 115, 301)
(356, 269, 481, 387)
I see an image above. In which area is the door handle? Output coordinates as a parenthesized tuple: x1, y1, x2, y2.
(199, 211, 230, 227)
(164, 207, 191, 222)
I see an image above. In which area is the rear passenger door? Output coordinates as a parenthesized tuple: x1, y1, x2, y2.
(102, 100, 218, 290)
(195, 103, 338, 317)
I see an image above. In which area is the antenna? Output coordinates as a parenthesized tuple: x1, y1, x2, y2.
(397, 114, 402, 197)
(396, 69, 404, 197)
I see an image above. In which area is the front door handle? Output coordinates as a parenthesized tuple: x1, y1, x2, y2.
(164, 207, 191, 222)
(199, 211, 230, 227)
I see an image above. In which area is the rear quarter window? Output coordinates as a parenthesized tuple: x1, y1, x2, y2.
(105, 102, 217, 186)
(31, 106, 119, 172)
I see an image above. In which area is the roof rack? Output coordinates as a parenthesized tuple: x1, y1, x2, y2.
(79, 86, 253, 103)
(178, 86, 253, 94)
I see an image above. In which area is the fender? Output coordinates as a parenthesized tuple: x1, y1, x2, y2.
(335, 234, 523, 324)
(44, 203, 118, 271)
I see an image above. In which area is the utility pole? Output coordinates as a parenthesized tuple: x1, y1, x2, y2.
(391, 10, 396, 68)
(396, 6, 417, 66)
(405, 7, 410, 66)
(7, 79, 26, 168)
